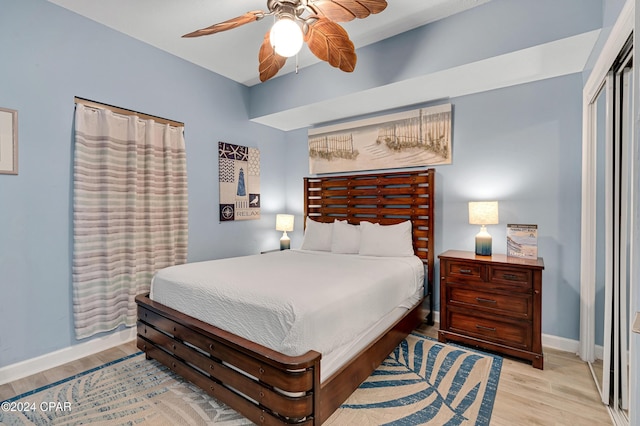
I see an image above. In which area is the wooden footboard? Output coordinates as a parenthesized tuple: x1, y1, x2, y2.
(136, 294, 321, 425)
(136, 294, 424, 425)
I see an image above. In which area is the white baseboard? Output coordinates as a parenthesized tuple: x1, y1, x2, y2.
(0, 328, 137, 386)
(542, 333, 580, 354)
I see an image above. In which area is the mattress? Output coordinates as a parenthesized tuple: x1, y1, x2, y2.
(150, 250, 425, 361)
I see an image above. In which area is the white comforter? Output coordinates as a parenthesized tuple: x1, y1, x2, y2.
(150, 250, 424, 357)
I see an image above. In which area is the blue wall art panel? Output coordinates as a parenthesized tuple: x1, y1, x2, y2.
(218, 141, 260, 221)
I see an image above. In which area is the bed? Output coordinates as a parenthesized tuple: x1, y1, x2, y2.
(136, 168, 435, 425)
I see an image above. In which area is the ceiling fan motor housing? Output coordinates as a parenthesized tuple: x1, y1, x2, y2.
(268, 0, 306, 19)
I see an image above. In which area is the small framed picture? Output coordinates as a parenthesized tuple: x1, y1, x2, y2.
(507, 224, 538, 259)
(0, 107, 18, 175)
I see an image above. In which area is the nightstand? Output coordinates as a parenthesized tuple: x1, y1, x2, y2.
(438, 250, 545, 369)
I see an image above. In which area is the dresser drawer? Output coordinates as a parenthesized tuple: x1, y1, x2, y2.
(447, 310, 532, 350)
(488, 266, 531, 289)
(442, 261, 484, 281)
(447, 286, 532, 319)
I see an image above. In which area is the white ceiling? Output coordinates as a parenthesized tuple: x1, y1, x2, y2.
(46, 0, 491, 86)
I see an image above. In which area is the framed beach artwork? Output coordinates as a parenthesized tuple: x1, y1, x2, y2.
(308, 104, 452, 174)
(0, 107, 18, 175)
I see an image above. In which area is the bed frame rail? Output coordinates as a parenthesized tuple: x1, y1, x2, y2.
(136, 294, 321, 425)
(317, 299, 424, 422)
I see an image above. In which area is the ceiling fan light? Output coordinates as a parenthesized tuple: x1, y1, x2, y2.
(270, 18, 303, 57)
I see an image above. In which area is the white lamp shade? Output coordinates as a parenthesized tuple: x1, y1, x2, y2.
(276, 214, 295, 232)
(468, 201, 499, 225)
(270, 18, 303, 57)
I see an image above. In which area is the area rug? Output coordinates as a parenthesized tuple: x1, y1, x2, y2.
(0, 333, 501, 425)
(325, 333, 502, 425)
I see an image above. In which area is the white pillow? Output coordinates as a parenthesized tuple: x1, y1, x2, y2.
(300, 217, 333, 251)
(331, 220, 361, 254)
(359, 220, 414, 257)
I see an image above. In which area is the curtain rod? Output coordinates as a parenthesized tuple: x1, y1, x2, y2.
(74, 97, 184, 128)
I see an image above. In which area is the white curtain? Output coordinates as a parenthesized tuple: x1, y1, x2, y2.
(72, 103, 188, 339)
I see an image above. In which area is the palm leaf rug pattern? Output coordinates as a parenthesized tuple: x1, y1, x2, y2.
(1, 333, 500, 425)
(325, 333, 502, 425)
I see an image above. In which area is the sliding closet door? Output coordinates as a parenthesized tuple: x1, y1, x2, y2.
(610, 49, 632, 420)
(581, 29, 633, 426)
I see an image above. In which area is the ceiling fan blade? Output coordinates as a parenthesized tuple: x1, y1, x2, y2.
(307, 0, 387, 22)
(182, 10, 264, 38)
(258, 32, 287, 82)
(305, 17, 356, 73)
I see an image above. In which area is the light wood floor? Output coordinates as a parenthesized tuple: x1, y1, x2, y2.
(0, 324, 612, 425)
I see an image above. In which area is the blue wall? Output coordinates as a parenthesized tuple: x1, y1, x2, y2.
(583, 0, 628, 80)
(0, 0, 287, 367)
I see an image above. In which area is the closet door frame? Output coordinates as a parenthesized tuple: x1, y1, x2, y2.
(580, 1, 633, 364)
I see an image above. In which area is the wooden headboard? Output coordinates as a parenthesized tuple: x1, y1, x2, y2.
(304, 168, 435, 323)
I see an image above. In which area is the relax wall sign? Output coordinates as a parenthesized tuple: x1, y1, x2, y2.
(218, 141, 260, 222)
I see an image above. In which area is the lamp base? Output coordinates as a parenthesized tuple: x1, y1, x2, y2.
(280, 232, 290, 250)
(475, 226, 492, 256)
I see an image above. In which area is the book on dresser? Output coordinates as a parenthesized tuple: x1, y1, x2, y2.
(437, 250, 545, 369)
(507, 224, 538, 259)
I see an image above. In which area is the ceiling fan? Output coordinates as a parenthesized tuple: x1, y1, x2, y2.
(182, 0, 388, 82)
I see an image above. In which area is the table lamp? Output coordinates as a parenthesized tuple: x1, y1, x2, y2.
(468, 201, 499, 256)
(276, 214, 294, 250)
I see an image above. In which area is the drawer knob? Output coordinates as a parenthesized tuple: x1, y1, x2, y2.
(459, 269, 472, 274)
(503, 273, 519, 280)
(476, 324, 496, 332)
(476, 297, 497, 304)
